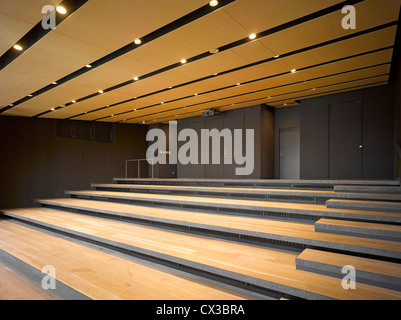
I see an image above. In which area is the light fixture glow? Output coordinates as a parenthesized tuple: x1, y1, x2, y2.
(133, 77, 139, 81)
(180, 59, 187, 64)
(72, 100, 76, 103)
(291, 69, 297, 73)
(28, 94, 33, 97)
(52, 81, 57, 85)
(86, 64, 92, 68)
(134, 39, 142, 45)
(210, 0, 218, 7)
(99, 90, 104, 94)
(56, 6, 67, 14)
(249, 34, 256, 40)
(274, 55, 280, 58)
(51, 108, 55, 111)
(13, 44, 23, 51)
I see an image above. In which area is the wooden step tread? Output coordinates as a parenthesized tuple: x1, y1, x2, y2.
(315, 218, 401, 242)
(92, 183, 401, 201)
(296, 249, 401, 291)
(327, 199, 401, 213)
(114, 178, 400, 187)
(65, 190, 401, 223)
(0, 219, 247, 300)
(36, 198, 401, 260)
(2, 207, 401, 300)
(0, 258, 56, 300)
(334, 186, 401, 194)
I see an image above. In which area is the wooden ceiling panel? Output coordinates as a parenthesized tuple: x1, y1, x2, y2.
(124, 9, 250, 69)
(0, 0, 62, 24)
(0, 14, 33, 57)
(223, 0, 344, 35)
(279, 26, 397, 71)
(258, 0, 400, 57)
(53, 0, 211, 52)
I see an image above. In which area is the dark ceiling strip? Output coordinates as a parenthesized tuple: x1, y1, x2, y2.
(0, 0, 89, 72)
(56, 0, 365, 119)
(145, 78, 389, 124)
(120, 64, 390, 123)
(89, 41, 393, 122)
(1, 0, 236, 115)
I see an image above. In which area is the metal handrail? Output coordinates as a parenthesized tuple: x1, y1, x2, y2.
(125, 158, 154, 179)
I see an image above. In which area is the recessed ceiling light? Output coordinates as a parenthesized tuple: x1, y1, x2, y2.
(111, 115, 114, 117)
(209, 48, 219, 54)
(274, 55, 280, 58)
(134, 39, 142, 45)
(9, 104, 14, 107)
(209, 0, 218, 7)
(161, 102, 164, 104)
(50, 108, 55, 111)
(133, 77, 139, 81)
(249, 34, 257, 40)
(13, 44, 23, 51)
(86, 64, 92, 68)
(56, 6, 67, 14)
(52, 81, 57, 85)
(180, 59, 187, 64)
(312, 88, 317, 91)
(72, 100, 76, 103)
(283, 103, 287, 106)
(27, 94, 33, 97)
(291, 69, 297, 73)
(142, 121, 146, 124)
(194, 93, 198, 96)
(236, 83, 241, 86)
(98, 90, 104, 94)
(134, 109, 137, 111)
(213, 73, 218, 76)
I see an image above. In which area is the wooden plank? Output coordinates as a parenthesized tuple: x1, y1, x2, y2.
(327, 199, 401, 213)
(65, 190, 401, 223)
(334, 186, 401, 194)
(3, 208, 401, 300)
(0, 219, 248, 300)
(296, 249, 401, 291)
(92, 183, 401, 201)
(0, 258, 56, 300)
(315, 219, 401, 242)
(34, 198, 401, 260)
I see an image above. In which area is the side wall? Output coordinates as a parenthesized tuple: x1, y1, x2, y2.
(0, 116, 148, 209)
(300, 84, 395, 180)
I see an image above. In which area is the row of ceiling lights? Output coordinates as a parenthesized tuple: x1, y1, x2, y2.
(9, 0, 301, 115)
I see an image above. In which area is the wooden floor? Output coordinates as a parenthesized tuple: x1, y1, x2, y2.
(0, 219, 251, 300)
(3, 207, 401, 300)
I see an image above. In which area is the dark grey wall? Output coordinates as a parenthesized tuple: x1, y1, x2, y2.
(0, 116, 148, 209)
(300, 85, 395, 180)
(274, 106, 300, 179)
(177, 105, 274, 179)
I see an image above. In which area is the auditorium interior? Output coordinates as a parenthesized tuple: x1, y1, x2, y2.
(1, 0, 401, 301)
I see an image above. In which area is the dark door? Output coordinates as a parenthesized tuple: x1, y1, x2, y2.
(279, 127, 300, 179)
(329, 100, 363, 179)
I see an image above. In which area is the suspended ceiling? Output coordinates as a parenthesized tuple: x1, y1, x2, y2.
(0, 0, 400, 125)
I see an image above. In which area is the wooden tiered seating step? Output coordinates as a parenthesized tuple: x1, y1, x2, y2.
(0, 218, 251, 300)
(2, 207, 401, 300)
(64, 190, 401, 224)
(334, 186, 401, 194)
(327, 199, 401, 213)
(296, 249, 401, 291)
(114, 178, 400, 189)
(315, 219, 401, 242)
(34, 198, 401, 260)
(91, 183, 401, 203)
(0, 257, 56, 300)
